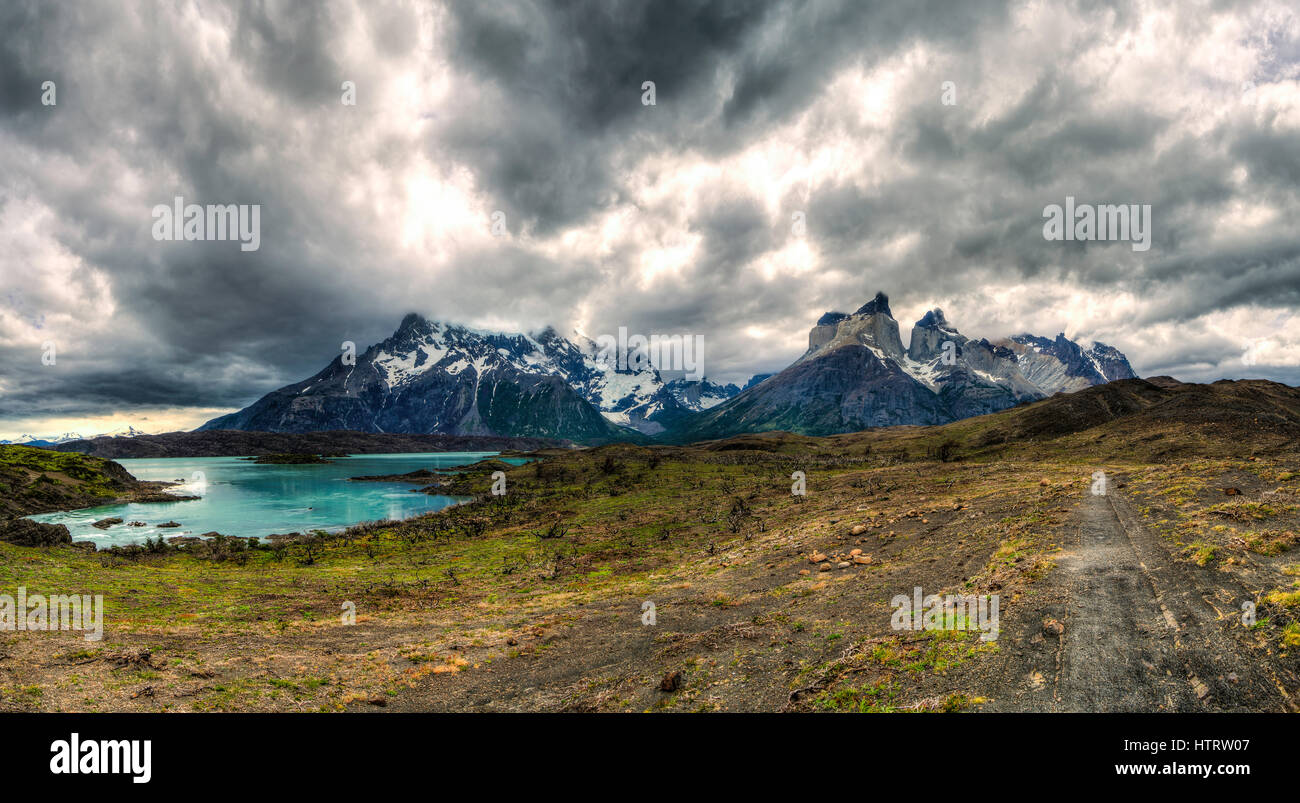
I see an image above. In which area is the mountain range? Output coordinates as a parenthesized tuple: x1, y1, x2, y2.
(0, 426, 150, 448)
(200, 293, 1136, 442)
(198, 315, 738, 442)
(677, 292, 1135, 440)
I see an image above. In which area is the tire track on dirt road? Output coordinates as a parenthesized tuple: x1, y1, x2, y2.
(1047, 490, 1292, 712)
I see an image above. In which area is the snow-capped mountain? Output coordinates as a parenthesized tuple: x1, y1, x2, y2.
(539, 330, 740, 435)
(0, 432, 85, 447)
(199, 314, 742, 440)
(196, 300, 1135, 444)
(998, 333, 1136, 393)
(0, 434, 48, 445)
(674, 292, 1137, 440)
(88, 426, 151, 439)
(2, 428, 151, 448)
(0, 434, 51, 447)
(198, 314, 629, 442)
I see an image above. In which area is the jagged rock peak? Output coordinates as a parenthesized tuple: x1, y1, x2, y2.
(854, 292, 892, 318)
(915, 308, 950, 329)
(816, 311, 849, 327)
(397, 312, 429, 332)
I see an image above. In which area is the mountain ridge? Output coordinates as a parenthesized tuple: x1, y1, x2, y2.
(672, 291, 1136, 441)
(200, 295, 1137, 443)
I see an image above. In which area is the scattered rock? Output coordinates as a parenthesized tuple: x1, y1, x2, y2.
(659, 670, 683, 692)
(1222, 487, 1242, 496)
(92, 517, 124, 529)
(1042, 618, 1065, 637)
(367, 695, 388, 707)
(817, 563, 832, 572)
(127, 521, 147, 527)
(157, 521, 181, 528)
(852, 554, 872, 565)
(837, 561, 850, 569)
(808, 552, 827, 563)
(798, 569, 810, 576)
(849, 548, 862, 556)
(850, 524, 867, 535)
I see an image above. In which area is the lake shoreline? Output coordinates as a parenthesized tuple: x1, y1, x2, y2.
(23, 452, 521, 547)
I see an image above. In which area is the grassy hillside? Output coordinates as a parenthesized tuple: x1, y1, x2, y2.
(0, 445, 144, 519)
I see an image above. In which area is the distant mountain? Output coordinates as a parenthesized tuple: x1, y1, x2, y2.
(999, 333, 1137, 393)
(527, 329, 739, 435)
(0, 432, 87, 448)
(1, 427, 151, 448)
(97, 426, 151, 439)
(199, 315, 635, 442)
(199, 314, 742, 442)
(672, 292, 1137, 440)
(0, 435, 53, 447)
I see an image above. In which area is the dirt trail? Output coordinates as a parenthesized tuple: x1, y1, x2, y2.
(990, 490, 1293, 712)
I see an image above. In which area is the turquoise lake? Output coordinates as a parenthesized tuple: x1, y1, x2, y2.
(26, 452, 525, 547)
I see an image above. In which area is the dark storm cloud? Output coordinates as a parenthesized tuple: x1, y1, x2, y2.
(434, 0, 1012, 235)
(1, 0, 1299, 435)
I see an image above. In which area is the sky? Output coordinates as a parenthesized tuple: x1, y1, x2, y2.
(1, 0, 1299, 440)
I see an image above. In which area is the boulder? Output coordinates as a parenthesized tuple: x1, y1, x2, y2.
(659, 670, 683, 692)
(0, 518, 73, 547)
